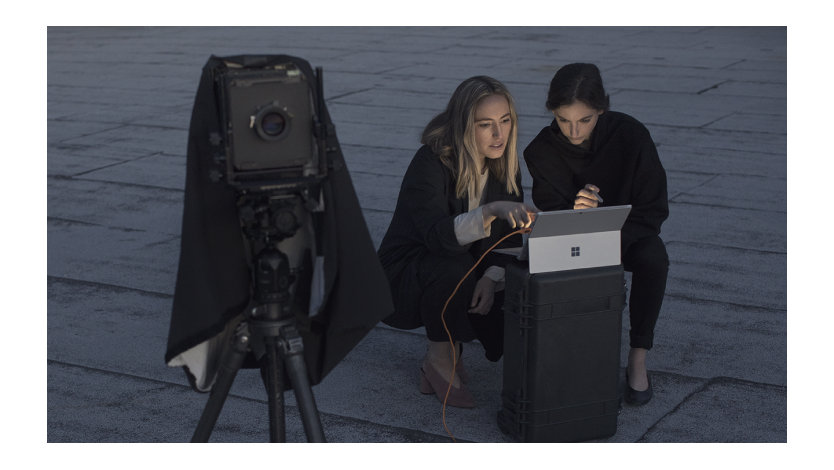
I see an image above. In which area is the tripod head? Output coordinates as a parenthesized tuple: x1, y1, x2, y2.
(238, 190, 307, 322)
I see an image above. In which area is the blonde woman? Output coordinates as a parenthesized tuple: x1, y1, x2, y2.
(378, 76, 535, 408)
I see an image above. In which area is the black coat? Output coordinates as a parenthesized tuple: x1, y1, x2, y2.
(165, 55, 393, 389)
(523, 111, 668, 252)
(377, 145, 523, 329)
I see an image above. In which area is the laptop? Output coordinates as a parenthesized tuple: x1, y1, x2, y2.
(496, 205, 631, 274)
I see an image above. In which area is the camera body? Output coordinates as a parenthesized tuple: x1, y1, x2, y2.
(217, 63, 322, 189)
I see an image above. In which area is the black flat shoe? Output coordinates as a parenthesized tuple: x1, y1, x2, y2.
(624, 371, 653, 406)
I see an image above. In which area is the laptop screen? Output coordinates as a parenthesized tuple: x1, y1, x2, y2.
(530, 205, 631, 238)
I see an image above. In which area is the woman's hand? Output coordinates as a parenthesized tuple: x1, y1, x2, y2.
(483, 201, 536, 229)
(469, 276, 497, 315)
(574, 184, 603, 209)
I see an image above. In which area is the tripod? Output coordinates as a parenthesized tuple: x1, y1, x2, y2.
(191, 194, 325, 443)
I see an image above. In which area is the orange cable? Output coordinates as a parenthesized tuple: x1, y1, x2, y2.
(438, 226, 531, 441)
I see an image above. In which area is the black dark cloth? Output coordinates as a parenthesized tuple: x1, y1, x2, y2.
(523, 111, 668, 253)
(377, 145, 523, 359)
(165, 54, 393, 389)
(523, 111, 669, 350)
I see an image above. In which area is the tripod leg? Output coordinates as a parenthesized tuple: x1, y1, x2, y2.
(191, 327, 250, 443)
(280, 325, 326, 442)
(263, 336, 286, 443)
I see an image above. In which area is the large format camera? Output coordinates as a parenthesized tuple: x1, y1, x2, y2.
(169, 54, 392, 443)
(168, 55, 338, 443)
(216, 61, 328, 189)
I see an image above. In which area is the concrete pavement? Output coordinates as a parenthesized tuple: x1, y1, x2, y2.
(46, 26, 789, 450)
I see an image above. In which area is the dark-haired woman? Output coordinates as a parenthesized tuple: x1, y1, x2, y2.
(523, 63, 669, 406)
(378, 76, 535, 408)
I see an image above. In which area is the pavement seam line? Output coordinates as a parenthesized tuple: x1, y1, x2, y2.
(48, 274, 173, 299)
(635, 374, 786, 442)
(48, 173, 185, 193)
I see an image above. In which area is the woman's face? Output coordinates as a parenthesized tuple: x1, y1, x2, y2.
(472, 94, 512, 164)
(552, 100, 604, 145)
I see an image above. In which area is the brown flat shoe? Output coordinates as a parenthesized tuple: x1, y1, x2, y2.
(419, 364, 475, 408)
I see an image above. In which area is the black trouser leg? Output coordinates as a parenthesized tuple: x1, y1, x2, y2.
(417, 251, 512, 361)
(622, 236, 669, 350)
(417, 252, 479, 344)
(466, 290, 505, 362)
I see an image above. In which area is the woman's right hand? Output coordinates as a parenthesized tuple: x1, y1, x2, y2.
(483, 201, 536, 229)
(574, 184, 603, 209)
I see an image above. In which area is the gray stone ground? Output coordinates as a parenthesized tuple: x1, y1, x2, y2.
(45, 26, 793, 454)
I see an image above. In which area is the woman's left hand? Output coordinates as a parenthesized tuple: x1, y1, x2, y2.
(469, 276, 497, 315)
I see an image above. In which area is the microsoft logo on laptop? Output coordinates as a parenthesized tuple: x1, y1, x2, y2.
(571, 246, 580, 257)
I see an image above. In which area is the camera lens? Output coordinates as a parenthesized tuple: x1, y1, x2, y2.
(260, 112, 286, 137)
(253, 104, 291, 141)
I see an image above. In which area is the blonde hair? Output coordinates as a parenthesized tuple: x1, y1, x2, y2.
(421, 76, 521, 200)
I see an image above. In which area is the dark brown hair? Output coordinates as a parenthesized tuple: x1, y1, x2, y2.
(546, 63, 610, 112)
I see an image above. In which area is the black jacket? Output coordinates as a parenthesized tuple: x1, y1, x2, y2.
(523, 111, 668, 252)
(377, 145, 523, 328)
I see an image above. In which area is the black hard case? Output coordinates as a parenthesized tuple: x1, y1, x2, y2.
(498, 261, 626, 442)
